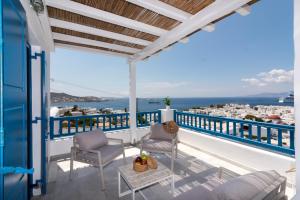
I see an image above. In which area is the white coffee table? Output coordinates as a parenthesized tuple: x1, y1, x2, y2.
(118, 160, 174, 200)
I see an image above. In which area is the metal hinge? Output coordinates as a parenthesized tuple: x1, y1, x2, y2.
(31, 52, 42, 60)
(0, 167, 34, 175)
(0, 128, 4, 147)
(32, 116, 42, 124)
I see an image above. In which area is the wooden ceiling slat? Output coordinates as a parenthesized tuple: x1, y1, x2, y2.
(52, 27, 145, 49)
(54, 39, 134, 55)
(72, 0, 181, 30)
(159, 0, 215, 15)
(47, 7, 159, 42)
(50, 0, 260, 59)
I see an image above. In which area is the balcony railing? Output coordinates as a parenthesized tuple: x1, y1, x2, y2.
(49, 111, 161, 139)
(175, 111, 295, 157)
(136, 111, 161, 127)
(50, 113, 130, 139)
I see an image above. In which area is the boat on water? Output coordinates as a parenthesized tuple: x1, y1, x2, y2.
(148, 99, 161, 104)
(278, 92, 294, 103)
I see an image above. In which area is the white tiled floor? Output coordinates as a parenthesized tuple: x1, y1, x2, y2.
(34, 143, 294, 200)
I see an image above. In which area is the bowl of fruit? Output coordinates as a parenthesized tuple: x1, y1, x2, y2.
(133, 153, 158, 172)
(133, 154, 148, 172)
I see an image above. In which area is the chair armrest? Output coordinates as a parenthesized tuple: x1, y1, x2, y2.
(106, 137, 124, 144)
(73, 146, 100, 155)
(141, 132, 151, 142)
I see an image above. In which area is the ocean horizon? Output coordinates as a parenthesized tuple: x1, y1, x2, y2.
(51, 97, 293, 112)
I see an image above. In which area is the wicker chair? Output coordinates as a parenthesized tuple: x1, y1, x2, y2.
(140, 123, 178, 171)
(70, 129, 125, 190)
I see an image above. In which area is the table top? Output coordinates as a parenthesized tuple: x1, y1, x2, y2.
(118, 160, 173, 189)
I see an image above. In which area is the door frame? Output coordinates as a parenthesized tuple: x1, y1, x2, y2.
(27, 43, 33, 199)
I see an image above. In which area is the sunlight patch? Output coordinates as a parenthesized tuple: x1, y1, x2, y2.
(57, 160, 90, 172)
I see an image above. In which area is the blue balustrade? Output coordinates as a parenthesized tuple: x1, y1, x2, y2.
(50, 111, 161, 139)
(50, 113, 130, 139)
(175, 111, 295, 157)
(136, 111, 161, 127)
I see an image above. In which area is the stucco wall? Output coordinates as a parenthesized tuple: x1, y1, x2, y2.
(31, 46, 42, 189)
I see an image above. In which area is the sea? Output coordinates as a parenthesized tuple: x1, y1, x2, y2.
(51, 97, 294, 112)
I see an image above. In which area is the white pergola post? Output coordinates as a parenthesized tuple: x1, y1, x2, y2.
(129, 61, 137, 144)
(294, 0, 300, 198)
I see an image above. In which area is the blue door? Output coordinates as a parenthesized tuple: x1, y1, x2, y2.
(0, 0, 29, 199)
(41, 51, 48, 195)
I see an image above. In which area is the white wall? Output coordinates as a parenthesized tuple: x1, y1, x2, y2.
(294, 0, 300, 198)
(178, 128, 296, 193)
(160, 109, 175, 122)
(31, 46, 42, 191)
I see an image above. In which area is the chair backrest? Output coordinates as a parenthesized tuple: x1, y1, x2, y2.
(150, 123, 177, 140)
(74, 129, 108, 150)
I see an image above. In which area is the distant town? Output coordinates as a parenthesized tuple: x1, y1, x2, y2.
(187, 104, 294, 125)
(51, 103, 294, 126)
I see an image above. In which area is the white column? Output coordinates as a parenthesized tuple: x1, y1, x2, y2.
(129, 61, 137, 144)
(294, 0, 300, 198)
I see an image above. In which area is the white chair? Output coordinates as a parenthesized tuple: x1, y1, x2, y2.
(140, 123, 178, 171)
(70, 129, 125, 190)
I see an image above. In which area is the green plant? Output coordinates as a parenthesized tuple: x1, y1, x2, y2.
(163, 97, 171, 106)
(72, 105, 79, 111)
(244, 114, 264, 122)
(137, 114, 147, 124)
(64, 111, 72, 116)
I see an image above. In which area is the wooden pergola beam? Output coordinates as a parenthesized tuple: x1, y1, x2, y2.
(53, 33, 141, 54)
(49, 18, 151, 46)
(55, 43, 130, 58)
(45, 0, 168, 36)
(131, 0, 253, 62)
(126, 0, 192, 22)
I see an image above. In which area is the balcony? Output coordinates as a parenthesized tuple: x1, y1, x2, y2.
(1, 0, 296, 199)
(43, 110, 296, 200)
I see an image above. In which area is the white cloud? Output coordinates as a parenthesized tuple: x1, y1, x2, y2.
(258, 69, 293, 83)
(242, 68, 293, 87)
(241, 78, 267, 87)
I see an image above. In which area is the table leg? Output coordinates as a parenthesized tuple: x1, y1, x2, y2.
(171, 175, 175, 196)
(132, 189, 135, 200)
(118, 172, 121, 197)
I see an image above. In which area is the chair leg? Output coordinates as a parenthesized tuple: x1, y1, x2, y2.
(171, 150, 175, 172)
(218, 167, 223, 179)
(140, 147, 143, 156)
(99, 165, 105, 190)
(123, 149, 126, 164)
(69, 151, 74, 180)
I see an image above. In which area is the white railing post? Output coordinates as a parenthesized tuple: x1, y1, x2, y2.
(159, 109, 176, 123)
(295, 0, 300, 198)
(129, 61, 137, 144)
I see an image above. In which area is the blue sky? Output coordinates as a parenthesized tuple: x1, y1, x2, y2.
(50, 0, 294, 98)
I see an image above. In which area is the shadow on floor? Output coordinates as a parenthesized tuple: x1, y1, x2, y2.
(33, 149, 239, 200)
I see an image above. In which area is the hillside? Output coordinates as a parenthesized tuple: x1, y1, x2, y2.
(246, 92, 290, 98)
(51, 92, 110, 103)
